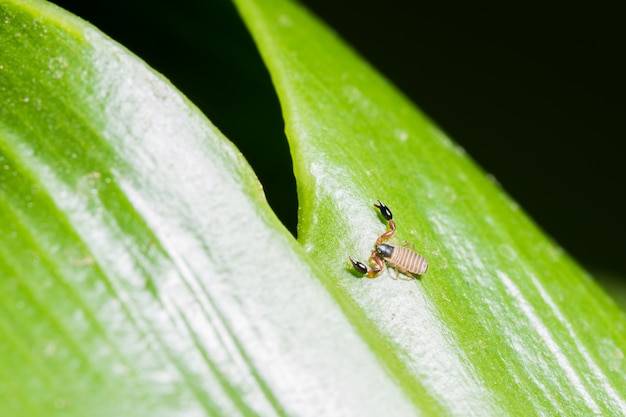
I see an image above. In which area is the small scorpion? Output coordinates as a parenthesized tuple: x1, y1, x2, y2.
(350, 201, 428, 279)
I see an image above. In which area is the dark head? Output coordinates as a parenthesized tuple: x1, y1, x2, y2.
(376, 243, 394, 258)
(374, 201, 393, 221)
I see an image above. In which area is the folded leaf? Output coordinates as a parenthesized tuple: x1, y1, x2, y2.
(0, 1, 420, 415)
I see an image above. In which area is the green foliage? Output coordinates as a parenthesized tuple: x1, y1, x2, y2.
(234, 0, 626, 414)
(1, 0, 625, 415)
(0, 1, 417, 415)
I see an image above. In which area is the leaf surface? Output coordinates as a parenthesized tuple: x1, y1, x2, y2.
(232, 0, 626, 414)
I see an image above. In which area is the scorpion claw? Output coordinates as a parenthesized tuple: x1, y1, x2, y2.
(374, 200, 393, 221)
(349, 257, 369, 275)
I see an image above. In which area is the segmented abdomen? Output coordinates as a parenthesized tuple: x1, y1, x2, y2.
(388, 246, 428, 275)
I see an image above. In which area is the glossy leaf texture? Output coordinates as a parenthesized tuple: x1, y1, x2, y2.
(0, 1, 421, 416)
(232, 0, 626, 415)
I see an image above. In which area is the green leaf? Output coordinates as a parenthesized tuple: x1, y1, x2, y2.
(0, 1, 420, 416)
(4, 0, 626, 415)
(232, 0, 626, 415)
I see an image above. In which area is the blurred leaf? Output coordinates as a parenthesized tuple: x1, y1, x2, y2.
(0, 1, 420, 416)
(595, 272, 626, 312)
(232, 0, 626, 414)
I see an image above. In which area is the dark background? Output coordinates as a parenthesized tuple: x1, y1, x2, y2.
(48, 0, 625, 282)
